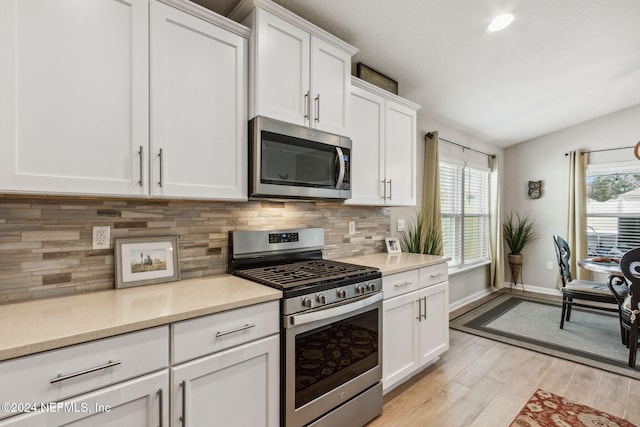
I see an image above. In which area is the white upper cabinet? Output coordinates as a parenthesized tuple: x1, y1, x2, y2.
(347, 77, 420, 206)
(0, 0, 149, 196)
(0, 0, 249, 201)
(150, 0, 248, 200)
(232, 0, 356, 136)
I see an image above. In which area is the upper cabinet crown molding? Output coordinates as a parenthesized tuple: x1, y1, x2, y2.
(159, 0, 251, 37)
(351, 77, 421, 111)
(229, 0, 357, 56)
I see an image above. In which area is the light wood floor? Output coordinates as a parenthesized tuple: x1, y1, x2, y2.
(368, 290, 640, 427)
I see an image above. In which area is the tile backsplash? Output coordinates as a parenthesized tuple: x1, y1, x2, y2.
(0, 196, 390, 304)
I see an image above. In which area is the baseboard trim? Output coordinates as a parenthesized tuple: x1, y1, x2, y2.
(502, 281, 562, 297)
(449, 287, 497, 312)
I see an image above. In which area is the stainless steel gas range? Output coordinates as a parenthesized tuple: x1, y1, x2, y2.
(228, 228, 383, 427)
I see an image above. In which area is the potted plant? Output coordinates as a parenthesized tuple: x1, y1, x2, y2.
(399, 211, 442, 255)
(502, 210, 537, 287)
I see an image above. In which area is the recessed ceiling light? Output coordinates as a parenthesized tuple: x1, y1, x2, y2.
(488, 13, 514, 32)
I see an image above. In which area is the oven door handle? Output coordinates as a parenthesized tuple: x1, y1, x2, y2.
(286, 292, 382, 327)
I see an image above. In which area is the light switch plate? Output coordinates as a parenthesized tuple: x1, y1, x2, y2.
(348, 221, 356, 235)
(397, 219, 406, 232)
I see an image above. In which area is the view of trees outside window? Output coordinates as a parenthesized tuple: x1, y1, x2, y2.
(586, 164, 640, 257)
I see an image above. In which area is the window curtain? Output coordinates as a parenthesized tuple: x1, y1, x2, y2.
(489, 155, 504, 289)
(423, 132, 443, 255)
(567, 151, 589, 280)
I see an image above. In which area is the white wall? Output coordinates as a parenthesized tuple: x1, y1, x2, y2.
(503, 104, 640, 291)
(391, 110, 504, 304)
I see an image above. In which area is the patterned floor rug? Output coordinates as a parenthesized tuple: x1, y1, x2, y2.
(510, 389, 635, 427)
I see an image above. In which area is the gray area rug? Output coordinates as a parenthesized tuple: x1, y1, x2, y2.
(450, 293, 640, 380)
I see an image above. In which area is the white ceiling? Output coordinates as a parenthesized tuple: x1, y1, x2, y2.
(195, 0, 640, 147)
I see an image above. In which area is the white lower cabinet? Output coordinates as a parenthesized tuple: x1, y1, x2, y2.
(170, 300, 280, 427)
(171, 335, 279, 427)
(382, 264, 449, 393)
(0, 371, 169, 427)
(0, 301, 281, 427)
(0, 327, 170, 426)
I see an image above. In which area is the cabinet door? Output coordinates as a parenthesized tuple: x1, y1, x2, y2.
(345, 86, 386, 206)
(309, 37, 351, 135)
(150, 1, 247, 200)
(0, 0, 149, 197)
(172, 335, 279, 427)
(382, 292, 419, 393)
(254, 9, 309, 126)
(418, 282, 449, 365)
(0, 371, 168, 427)
(384, 101, 417, 206)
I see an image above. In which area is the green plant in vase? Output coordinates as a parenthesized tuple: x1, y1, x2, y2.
(502, 210, 537, 288)
(399, 211, 442, 255)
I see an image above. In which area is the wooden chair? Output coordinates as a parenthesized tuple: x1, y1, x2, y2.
(616, 248, 640, 367)
(553, 235, 627, 335)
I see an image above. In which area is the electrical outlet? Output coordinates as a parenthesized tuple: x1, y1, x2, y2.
(397, 219, 406, 232)
(92, 226, 110, 250)
(546, 261, 554, 270)
(348, 221, 356, 235)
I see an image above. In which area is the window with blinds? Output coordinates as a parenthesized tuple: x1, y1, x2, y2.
(440, 161, 490, 269)
(586, 162, 640, 257)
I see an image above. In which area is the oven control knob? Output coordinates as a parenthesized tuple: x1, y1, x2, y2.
(337, 289, 347, 298)
(302, 297, 313, 308)
(355, 285, 366, 294)
(366, 282, 376, 292)
(316, 294, 327, 304)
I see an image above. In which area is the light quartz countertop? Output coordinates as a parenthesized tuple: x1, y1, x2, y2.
(0, 252, 447, 362)
(338, 253, 449, 275)
(0, 275, 281, 362)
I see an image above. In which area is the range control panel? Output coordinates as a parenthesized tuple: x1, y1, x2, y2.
(269, 232, 299, 244)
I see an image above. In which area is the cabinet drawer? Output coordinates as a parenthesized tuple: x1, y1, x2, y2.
(171, 301, 279, 364)
(419, 263, 449, 287)
(382, 269, 419, 299)
(0, 326, 168, 419)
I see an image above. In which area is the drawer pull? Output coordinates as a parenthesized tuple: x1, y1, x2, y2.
(215, 323, 256, 338)
(429, 273, 444, 278)
(50, 360, 121, 384)
(394, 281, 411, 288)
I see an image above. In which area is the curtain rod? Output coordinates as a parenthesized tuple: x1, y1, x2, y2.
(427, 132, 496, 159)
(564, 146, 635, 156)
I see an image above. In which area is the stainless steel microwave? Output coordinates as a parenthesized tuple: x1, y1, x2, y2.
(249, 116, 352, 200)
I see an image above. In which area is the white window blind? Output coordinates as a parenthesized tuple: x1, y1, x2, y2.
(586, 161, 640, 257)
(440, 161, 490, 269)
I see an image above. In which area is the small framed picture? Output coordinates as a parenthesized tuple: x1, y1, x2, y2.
(114, 236, 180, 289)
(385, 237, 402, 254)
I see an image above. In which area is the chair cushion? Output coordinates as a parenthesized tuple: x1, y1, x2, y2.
(565, 279, 628, 297)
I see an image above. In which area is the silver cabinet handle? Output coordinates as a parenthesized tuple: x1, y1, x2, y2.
(430, 273, 444, 278)
(315, 94, 320, 122)
(389, 179, 393, 201)
(381, 180, 387, 199)
(157, 388, 164, 427)
(416, 298, 423, 321)
(158, 148, 164, 187)
(394, 281, 411, 288)
(50, 360, 121, 384)
(138, 146, 144, 187)
(422, 296, 427, 320)
(180, 380, 186, 425)
(215, 323, 256, 338)
(304, 91, 310, 120)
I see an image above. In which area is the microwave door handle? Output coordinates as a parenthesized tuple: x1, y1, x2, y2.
(334, 147, 345, 189)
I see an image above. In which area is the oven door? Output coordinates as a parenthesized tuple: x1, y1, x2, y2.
(284, 292, 382, 427)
